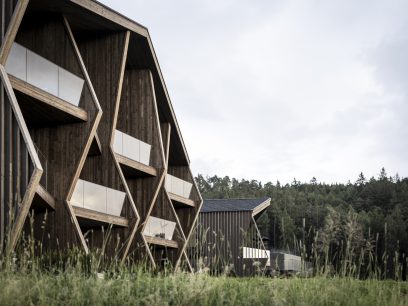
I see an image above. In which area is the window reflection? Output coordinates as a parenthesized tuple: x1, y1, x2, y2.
(113, 129, 151, 166)
(71, 179, 126, 217)
(143, 216, 176, 240)
(165, 174, 193, 198)
(6, 42, 84, 106)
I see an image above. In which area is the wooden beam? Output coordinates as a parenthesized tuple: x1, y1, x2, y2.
(149, 71, 166, 169)
(160, 122, 171, 166)
(62, 16, 103, 254)
(102, 30, 141, 263)
(252, 198, 271, 217)
(68, 0, 148, 37)
(115, 153, 157, 177)
(0, 67, 42, 169)
(9, 76, 89, 122)
(33, 184, 56, 211)
(251, 214, 269, 274)
(163, 188, 188, 271)
(110, 31, 130, 147)
(72, 206, 129, 228)
(63, 16, 102, 114)
(137, 169, 166, 269)
(8, 168, 42, 253)
(0, 0, 29, 64)
(174, 168, 204, 272)
(144, 235, 178, 249)
(168, 192, 195, 208)
(183, 251, 194, 273)
(0, 65, 44, 254)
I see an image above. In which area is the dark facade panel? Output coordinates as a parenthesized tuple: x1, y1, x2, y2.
(190, 210, 267, 276)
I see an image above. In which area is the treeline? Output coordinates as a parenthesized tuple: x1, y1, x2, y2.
(195, 168, 408, 279)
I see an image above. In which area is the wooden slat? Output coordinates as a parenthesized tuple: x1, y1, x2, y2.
(144, 235, 178, 249)
(9, 75, 88, 122)
(72, 206, 129, 228)
(174, 167, 204, 272)
(63, 16, 102, 113)
(104, 30, 139, 262)
(33, 184, 56, 211)
(252, 198, 271, 217)
(0, 65, 44, 254)
(148, 71, 167, 169)
(62, 16, 103, 254)
(160, 122, 171, 165)
(115, 153, 157, 177)
(69, 0, 148, 36)
(0, 0, 29, 64)
(168, 192, 195, 208)
(0, 68, 42, 170)
(110, 30, 130, 147)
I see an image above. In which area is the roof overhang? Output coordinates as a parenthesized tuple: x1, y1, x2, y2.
(25, 0, 190, 166)
(252, 198, 271, 217)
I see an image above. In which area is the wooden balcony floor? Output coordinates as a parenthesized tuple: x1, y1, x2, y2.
(168, 192, 195, 208)
(10, 75, 88, 127)
(144, 235, 179, 248)
(72, 206, 129, 229)
(115, 153, 157, 178)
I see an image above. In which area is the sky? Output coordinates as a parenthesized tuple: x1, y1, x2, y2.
(101, 0, 408, 184)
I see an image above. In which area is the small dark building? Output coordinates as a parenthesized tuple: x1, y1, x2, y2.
(189, 197, 271, 276)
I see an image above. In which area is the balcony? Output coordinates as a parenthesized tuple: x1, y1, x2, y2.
(165, 174, 194, 208)
(70, 179, 128, 228)
(5, 43, 87, 126)
(242, 247, 270, 265)
(143, 216, 178, 248)
(113, 129, 156, 178)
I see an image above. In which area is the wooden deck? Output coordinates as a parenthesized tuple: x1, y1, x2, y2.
(144, 235, 179, 248)
(168, 192, 195, 208)
(72, 206, 129, 228)
(10, 75, 88, 125)
(115, 153, 157, 177)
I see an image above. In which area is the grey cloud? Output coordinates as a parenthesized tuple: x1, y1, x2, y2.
(101, 0, 408, 183)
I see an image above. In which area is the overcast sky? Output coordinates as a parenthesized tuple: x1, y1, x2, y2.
(101, 0, 408, 184)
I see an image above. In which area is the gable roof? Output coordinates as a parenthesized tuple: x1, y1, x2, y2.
(201, 197, 271, 216)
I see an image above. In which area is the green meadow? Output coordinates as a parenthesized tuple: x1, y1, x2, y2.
(0, 270, 407, 306)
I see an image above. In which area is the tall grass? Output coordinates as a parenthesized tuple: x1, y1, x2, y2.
(0, 211, 407, 305)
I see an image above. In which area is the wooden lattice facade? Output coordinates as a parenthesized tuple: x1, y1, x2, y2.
(0, 0, 202, 271)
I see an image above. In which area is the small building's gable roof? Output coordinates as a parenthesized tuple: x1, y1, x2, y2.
(202, 197, 271, 216)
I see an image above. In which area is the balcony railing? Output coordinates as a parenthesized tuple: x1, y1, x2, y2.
(6, 42, 84, 106)
(113, 130, 151, 166)
(165, 174, 193, 199)
(242, 247, 270, 265)
(71, 179, 126, 217)
(143, 216, 176, 240)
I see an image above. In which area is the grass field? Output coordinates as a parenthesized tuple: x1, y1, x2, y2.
(0, 270, 407, 306)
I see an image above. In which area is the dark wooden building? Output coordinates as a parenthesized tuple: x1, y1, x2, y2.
(189, 198, 270, 276)
(0, 0, 202, 271)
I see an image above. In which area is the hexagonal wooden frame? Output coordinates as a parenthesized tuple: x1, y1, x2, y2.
(0, 0, 203, 270)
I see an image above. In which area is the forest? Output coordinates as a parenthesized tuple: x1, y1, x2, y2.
(195, 168, 408, 279)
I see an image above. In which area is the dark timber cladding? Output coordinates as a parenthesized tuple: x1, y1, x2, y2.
(0, 0, 203, 272)
(188, 198, 271, 276)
